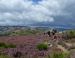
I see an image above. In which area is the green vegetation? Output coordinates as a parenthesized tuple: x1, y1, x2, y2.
(16, 29, 43, 35)
(63, 30, 75, 39)
(37, 43, 48, 51)
(67, 30, 75, 38)
(0, 42, 16, 48)
(0, 32, 11, 36)
(7, 43, 16, 48)
(0, 29, 44, 36)
(0, 55, 10, 58)
(48, 52, 69, 58)
(11, 30, 38, 35)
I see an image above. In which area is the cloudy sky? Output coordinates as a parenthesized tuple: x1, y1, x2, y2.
(0, 0, 75, 28)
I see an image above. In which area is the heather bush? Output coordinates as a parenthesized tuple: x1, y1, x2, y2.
(13, 51, 22, 58)
(37, 43, 48, 51)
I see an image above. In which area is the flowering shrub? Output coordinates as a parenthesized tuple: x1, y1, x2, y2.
(13, 51, 22, 58)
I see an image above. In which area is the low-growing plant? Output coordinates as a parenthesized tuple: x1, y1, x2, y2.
(0, 43, 6, 48)
(64, 30, 75, 39)
(0, 42, 16, 48)
(13, 51, 22, 58)
(0, 43, 5, 46)
(37, 43, 48, 51)
(0, 55, 10, 58)
(50, 52, 69, 58)
(7, 44, 16, 48)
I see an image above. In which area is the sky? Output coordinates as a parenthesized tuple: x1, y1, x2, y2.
(0, 0, 75, 28)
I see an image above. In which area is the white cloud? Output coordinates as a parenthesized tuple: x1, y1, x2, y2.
(0, 0, 75, 26)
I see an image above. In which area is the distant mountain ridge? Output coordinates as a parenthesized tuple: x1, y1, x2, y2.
(0, 21, 75, 29)
(0, 25, 73, 32)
